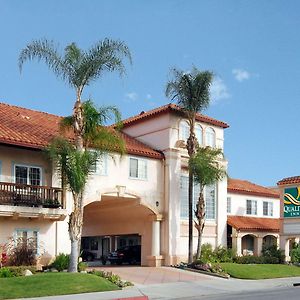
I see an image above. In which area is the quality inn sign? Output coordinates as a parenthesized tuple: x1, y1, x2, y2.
(284, 186, 300, 218)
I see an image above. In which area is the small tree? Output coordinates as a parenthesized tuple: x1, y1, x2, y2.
(165, 67, 213, 263)
(189, 146, 226, 260)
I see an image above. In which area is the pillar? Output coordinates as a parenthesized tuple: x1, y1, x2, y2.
(257, 237, 263, 256)
(147, 214, 164, 267)
(285, 239, 291, 262)
(236, 235, 242, 256)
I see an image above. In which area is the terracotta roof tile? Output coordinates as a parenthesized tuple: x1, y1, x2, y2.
(227, 216, 280, 232)
(0, 102, 163, 159)
(277, 176, 300, 186)
(227, 178, 279, 198)
(121, 103, 229, 129)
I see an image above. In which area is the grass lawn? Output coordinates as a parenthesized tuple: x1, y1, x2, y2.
(220, 263, 300, 279)
(0, 272, 120, 299)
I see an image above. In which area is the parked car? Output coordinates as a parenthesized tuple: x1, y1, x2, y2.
(80, 250, 96, 261)
(108, 245, 141, 265)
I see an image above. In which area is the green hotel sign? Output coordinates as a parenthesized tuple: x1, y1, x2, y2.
(284, 186, 300, 218)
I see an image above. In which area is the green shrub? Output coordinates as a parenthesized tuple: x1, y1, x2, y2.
(7, 266, 36, 276)
(197, 244, 235, 264)
(262, 244, 284, 264)
(0, 267, 13, 278)
(78, 262, 87, 272)
(291, 243, 300, 263)
(52, 253, 70, 271)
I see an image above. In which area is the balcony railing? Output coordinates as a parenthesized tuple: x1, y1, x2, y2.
(0, 182, 64, 209)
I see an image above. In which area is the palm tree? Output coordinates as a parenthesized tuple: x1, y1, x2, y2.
(48, 100, 125, 272)
(165, 67, 213, 263)
(189, 146, 226, 260)
(19, 39, 131, 272)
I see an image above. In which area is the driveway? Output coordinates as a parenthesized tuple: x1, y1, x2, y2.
(88, 265, 212, 285)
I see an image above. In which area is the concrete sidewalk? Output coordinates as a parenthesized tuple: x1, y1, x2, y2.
(23, 267, 300, 300)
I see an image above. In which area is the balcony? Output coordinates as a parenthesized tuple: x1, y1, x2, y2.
(0, 182, 67, 220)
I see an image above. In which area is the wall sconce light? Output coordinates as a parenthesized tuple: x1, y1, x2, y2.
(156, 201, 159, 207)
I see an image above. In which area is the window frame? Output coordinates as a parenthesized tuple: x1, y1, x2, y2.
(179, 120, 190, 142)
(263, 201, 273, 217)
(93, 153, 108, 176)
(14, 228, 39, 255)
(246, 199, 257, 215)
(227, 197, 231, 214)
(129, 157, 148, 180)
(195, 124, 203, 146)
(13, 163, 43, 186)
(205, 127, 216, 148)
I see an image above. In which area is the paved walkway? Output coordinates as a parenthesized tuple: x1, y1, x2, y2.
(91, 265, 212, 285)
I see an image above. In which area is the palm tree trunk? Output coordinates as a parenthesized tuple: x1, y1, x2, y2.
(187, 116, 197, 264)
(68, 194, 84, 272)
(68, 93, 85, 273)
(195, 190, 205, 260)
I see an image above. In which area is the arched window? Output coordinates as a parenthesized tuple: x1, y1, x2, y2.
(205, 127, 216, 147)
(195, 124, 203, 145)
(179, 120, 190, 141)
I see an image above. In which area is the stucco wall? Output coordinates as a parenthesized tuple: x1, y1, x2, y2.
(227, 192, 280, 218)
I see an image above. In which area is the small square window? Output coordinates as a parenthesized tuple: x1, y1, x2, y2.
(129, 158, 147, 180)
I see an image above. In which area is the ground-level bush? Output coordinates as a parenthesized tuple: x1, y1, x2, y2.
(0, 266, 36, 278)
(89, 270, 133, 288)
(291, 243, 300, 263)
(51, 253, 70, 271)
(196, 244, 235, 264)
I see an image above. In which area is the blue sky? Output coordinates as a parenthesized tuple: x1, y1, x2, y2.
(0, 0, 299, 186)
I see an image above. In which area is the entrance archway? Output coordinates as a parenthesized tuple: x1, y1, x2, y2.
(82, 194, 159, 266)
(242, 234, 256, 255)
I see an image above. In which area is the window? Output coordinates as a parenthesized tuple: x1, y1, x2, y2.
(179, 120, 190, 141)
(15, 229, 38, 254)
(94, 154, 108, 175)
(129, 158, 147, 180)
(246, 200, 257, 215)
(205, 127, 216, 147)
(180, 176, 216, 220)
(206, 184, 216, 220)
(263, 201, 273, 216)
(15, 165, 41, 186)
(195, 124, 203, 145)
(227, 197, 231, 214)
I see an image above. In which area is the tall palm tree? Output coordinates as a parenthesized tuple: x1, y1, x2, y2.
(189, 146, 226, 260)
(48, 100, 125, 272)
(19, 39, 131, 272)
(165, 67, 213, 263)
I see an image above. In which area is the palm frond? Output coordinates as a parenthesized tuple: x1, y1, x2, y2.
(77, 38, 132, 88)
(189, 146, 226, 187)
(18, 39, 71, 84)
(60, 116, 74, 134)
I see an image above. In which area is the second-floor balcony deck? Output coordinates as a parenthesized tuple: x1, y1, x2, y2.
(0, 182, 67, 220)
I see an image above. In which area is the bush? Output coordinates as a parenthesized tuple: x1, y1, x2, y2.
(197, 244, 235, 264)
(8, 238, 36, 266)
(78, 262, 87, 272)
(89, 270, 133, 288)
(262, 244, 284, 264)
(0, 267, 13, 278)
(235, 255, 265, 264)
(0, 266, 36, 278)
(51, 253, 70, 271)
(291, 243, 300, 263)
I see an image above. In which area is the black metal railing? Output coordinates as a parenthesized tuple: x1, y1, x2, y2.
(0, 182, 64, 208)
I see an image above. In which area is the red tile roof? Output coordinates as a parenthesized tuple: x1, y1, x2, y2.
(227, 178, 279, 198)
(0, 102, 163, 159)
(277, 176, 300, 186)
(121, 103, 229, 129)
(227, 216, 280, 232)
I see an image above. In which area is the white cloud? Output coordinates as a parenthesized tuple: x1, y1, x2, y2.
(232, 68, 250, 82)
(210, 77, 230, 104)
(124, 92, 138, 102)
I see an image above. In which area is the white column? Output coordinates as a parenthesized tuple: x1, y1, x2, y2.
(151, 220, 160, 256)
(236, 235, 242, 256)
(285, 239, 291, 262)
(257, 237, 263, 256)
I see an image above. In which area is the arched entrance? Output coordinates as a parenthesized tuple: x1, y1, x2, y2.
(242, 234, 256, 255)
(263, 235, 277, 248)
(81, 193, 161, 266)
